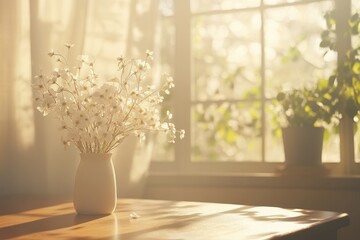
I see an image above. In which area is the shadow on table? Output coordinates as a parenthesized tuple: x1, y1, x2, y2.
(0, 213, 105, 239)
(0, 195, 72, 215)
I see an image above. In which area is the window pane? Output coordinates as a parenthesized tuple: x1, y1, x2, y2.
(160, 18, 175, 76)
(191, 0, 260, 13)
(264, 1, 335, 97)
(160, 0, 174, 17)
(265, 105, 284, 162)
(323, 129, 340, 163)
(191, 102, 262, 162)
(192, 11, 261, 101)
(353, 0, 360, 10)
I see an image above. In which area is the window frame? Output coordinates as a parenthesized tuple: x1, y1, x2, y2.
(150, 0, 360, 176)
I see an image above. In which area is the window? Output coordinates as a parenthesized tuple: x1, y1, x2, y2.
(151, 0, 360, 175)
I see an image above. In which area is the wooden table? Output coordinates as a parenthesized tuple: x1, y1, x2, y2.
(0, 196, 349, 240)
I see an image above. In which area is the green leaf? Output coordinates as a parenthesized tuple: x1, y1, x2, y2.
(317, 78, 329, 90)
(329, 75, 336, 86)
(350, 12, 359, 22)
(321, 30, 330, 38)
(276, 92, 285, 101)
(319, 39, 330, 48)
(352, 62, 360, 74)
(226, 130, 237, 143)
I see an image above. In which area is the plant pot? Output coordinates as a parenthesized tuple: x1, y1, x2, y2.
(282, 126, 324, 166)
(73, 153, 117, 215)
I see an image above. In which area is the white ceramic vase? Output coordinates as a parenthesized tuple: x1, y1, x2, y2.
(73, 153, 117, 215)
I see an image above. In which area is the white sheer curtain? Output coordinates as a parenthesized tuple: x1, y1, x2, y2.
(0, 0, 160, 197)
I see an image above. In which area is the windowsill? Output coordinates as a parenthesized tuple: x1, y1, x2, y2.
(147, 172, 360, 190)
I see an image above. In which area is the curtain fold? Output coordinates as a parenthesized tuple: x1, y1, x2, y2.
(0, 0, 159, 197)
(0, 0, 43, 195)
(30, 0, 89, 195)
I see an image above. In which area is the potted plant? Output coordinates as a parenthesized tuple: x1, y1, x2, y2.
(275, 80, 338, 168)
(274, 9, 360, 173)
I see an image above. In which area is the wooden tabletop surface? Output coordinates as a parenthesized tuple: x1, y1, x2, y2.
(0, 196, 349, 240)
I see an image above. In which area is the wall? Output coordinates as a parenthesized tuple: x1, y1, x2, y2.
(144, 174, 360, 240)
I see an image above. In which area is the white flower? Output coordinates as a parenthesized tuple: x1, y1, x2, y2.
(48, 50, 55, 57)
(72, 111, 91, 129)
(32, 46, 184, 153)
(146, 50, 154, 61)
(78, 55, 89, 63)
(64, 43, 74, 49)
(135, 60, 151, 73)
(97, 126, 113, 143)
(164, 73, 175, 88)
(33, 75, 46, 91)
(92, 84, 117, 104)
(179, 129, 185, 139)
(166, 110, 173, 120)
(36, 93, 56, 116)
(61, 137, 71, 149)
(136, 132, 146, 142)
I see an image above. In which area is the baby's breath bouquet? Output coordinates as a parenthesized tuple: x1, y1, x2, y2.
(33, 44, 184, 153)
